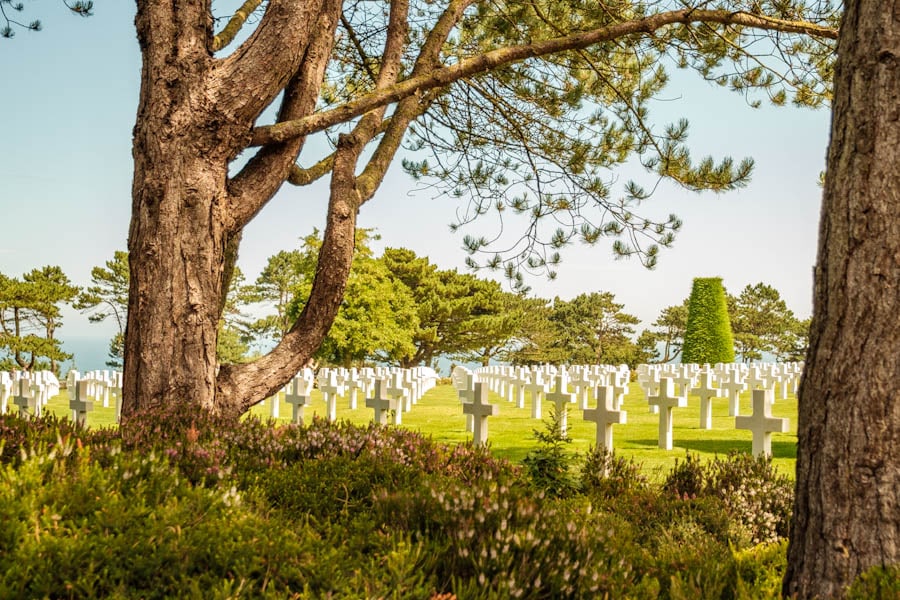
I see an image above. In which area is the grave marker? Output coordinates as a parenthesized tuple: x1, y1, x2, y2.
(69, 380, 93, 426)
(523, 371, 546, 419)
(319, 371, 343, 422)
(690, 370, 721, 430)
(12, 378, 36, 418)
(735, 389, 789, 457)
(583, 385, 626, 451)
(462, 382, 498, 447)
(386, 373, 408, 425)
(285, 375, 313, 424)
(720, 374, 747, 417)
(366, 378, 397, 426)
(648, 377, 687, 450)
(546, 372, 575, 436)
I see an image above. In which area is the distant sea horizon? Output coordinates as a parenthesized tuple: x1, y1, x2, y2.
(60, 337, 115, 375)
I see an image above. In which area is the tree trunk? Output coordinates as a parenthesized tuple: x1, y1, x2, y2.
(123, 0, 332, 417)
(784, 2, 900, 597)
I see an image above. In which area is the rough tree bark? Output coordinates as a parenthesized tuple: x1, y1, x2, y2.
(784, 2, 900, 597)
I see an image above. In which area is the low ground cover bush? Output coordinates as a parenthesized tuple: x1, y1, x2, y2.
(0, 410, 819, 598)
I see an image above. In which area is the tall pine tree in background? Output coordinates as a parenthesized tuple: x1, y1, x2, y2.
(681, 277, 735, 364)
(0, 266, 78, 373)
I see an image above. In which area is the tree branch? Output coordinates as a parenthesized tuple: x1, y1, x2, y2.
(212, 0, 330, 124)
(286, 116, 393, 187)
(339, 10, 378, 83)
(211, 0, 264, 52)
(356, 0, 474, 200)
(288, 154, 335, 186)
(226, 0, 341, 229)
(216, 136, 361, 411)
(250, 8, 838, 146)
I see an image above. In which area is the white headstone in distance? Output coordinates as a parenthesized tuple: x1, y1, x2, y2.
(691, 370, 721, 430)
(285, 374, 313, 424)
(456, 371, 478, 433)
(0, 375, 11, 414)
(319, 371, 343, 422)
(720, 373, 747, 417)
(386, 373, 408, 425)
(546, 372, 575, 436)
(735, 389, 789, 457)
(569, 370, 594, 410)
(648, 377, 687, 451)
(523, 370, 546, 420)
(345, 368, 361, 409)
(583, 385, 626, 451)
(12, 377, 36, 418)
(69, 380, 93, 427)
(366, 378, 397, 426)
(462, 382, 498, 447)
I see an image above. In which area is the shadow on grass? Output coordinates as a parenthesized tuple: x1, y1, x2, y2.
(629, 438, 797, 460)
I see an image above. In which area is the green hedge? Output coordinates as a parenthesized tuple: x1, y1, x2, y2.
(682, 277, 736, 364)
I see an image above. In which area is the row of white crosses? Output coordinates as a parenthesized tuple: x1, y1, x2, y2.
(453, 364, 631, 448)
(0, 370, 60, 419)
(637, 362, 800, 455)
(473, 364, 630, 420)
(65, 370, 124, 425)
(456, 362, 800, 457)
(275, 366, 439, 425)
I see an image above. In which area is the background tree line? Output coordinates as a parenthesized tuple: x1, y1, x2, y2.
(6, 236, 808, 374)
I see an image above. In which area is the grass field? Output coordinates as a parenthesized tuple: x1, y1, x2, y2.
(25, 380, 797, 479)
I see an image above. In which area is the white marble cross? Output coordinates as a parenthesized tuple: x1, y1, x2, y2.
(344, 369, 362, 409)
(691, 369, 721, 430)
(610, 371, 629, 410)
(318, 371, 343, 422)
(672, 367, 695, 400)
(386, 372, 408, 425)
(366, 378, 397, 426)
(545, 372, 575, 436)
(0, 376, 11, 414)
(285, 374, 313, 424)
(583, 385, 626, 451)
(735, 389, 789, 457)
(69, 380, 93, 426)
(456, 372, 479, 433)
(13, 378, 36, 418)
(462, 382, 498, 447)
(720, 373, 747, 417)
(569, 370, 595, 410)
(648, 377, 687, 450)
(523, 371, 547, 419)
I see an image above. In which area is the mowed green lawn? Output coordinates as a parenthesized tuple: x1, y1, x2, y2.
(28, 381, 797, 479)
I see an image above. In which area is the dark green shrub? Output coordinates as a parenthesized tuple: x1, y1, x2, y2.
(522, 406, 579, 498)
(729, 541, 788, 599)
(377, 477, 661, 599)
(681, 277, 735, 364)
(580, 445, 647, 500)
(0, 442, 325, 599)
(704, 452, 793, 545)
(663, 451, 794, 547)
(663, 451, 706, 499)
(0, 411, 86, 465)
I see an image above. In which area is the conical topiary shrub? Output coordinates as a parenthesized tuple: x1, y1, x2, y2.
(681, 277, 735, 364)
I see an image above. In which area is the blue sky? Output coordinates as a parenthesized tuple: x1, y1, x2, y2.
(1, 4, 830, 344)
